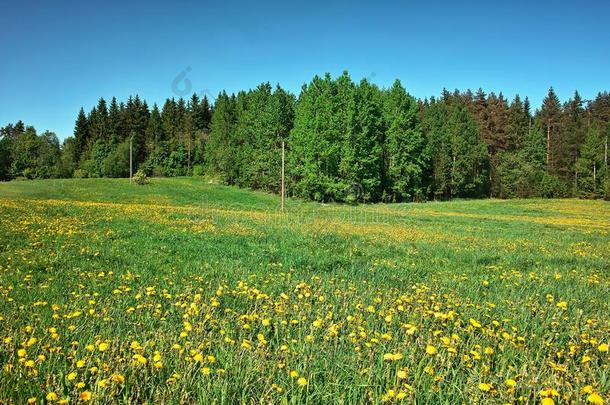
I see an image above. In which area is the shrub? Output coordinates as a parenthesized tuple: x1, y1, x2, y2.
(192, 164, 205, 177)
(132, 169, 149, 185)
(73, 169, 88, 179)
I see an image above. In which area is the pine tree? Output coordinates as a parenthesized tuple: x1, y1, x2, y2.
(576, 122, 605, 196)
(561, 91, 586, 188)
(537, 87, 562, 175)
(73, 108, 89, 162)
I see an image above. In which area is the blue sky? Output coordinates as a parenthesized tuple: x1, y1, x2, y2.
(1, 0, 609, 139)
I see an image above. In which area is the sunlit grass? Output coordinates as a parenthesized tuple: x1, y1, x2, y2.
(0, 178, 608, 404)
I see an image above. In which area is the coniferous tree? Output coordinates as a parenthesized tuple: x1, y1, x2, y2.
(73, 108, 89, 162)
(537, 87, 562, 176)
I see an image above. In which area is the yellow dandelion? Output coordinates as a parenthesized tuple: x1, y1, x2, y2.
(587, 393, 604, 405)
(478, 383, 492, 392)
(297, 377, 308, 387)
(425, 345, 437, 355)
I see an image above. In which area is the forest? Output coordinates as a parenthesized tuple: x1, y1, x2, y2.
(1, 72, 609, 201)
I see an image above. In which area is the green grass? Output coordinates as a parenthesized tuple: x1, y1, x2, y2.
(0, 177, 608, 404)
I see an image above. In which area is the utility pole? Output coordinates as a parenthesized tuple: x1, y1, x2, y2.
(546, 120, 551, 168)
(604, 131, 608, 170)
(281, 141, 285, 212)
(129, 137, 133, 184)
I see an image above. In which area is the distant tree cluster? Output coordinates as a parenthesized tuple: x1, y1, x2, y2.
(1, 72, 609, 200)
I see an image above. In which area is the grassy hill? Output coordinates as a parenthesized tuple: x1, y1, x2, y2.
(0, 178, 608, 403)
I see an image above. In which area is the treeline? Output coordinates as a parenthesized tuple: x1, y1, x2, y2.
(1, 72, 609, 201)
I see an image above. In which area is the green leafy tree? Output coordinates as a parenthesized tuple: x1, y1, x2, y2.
(382, 79, 427, 201)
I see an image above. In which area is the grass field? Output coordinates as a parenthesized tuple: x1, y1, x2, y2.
(0, 178, 608, 404)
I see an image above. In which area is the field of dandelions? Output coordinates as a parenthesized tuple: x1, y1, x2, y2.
(0, 178, 608, 404)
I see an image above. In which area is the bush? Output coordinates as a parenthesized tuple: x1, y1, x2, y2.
(73, 169, 88, 178)
(192, 164, 205, 177)
(132, 169, 149, 185)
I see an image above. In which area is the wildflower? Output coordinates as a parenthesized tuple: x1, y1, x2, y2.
(67, 371, 77, 381)
(289, 370, 299, 378)
(297, 377, 308, 387)
(80, 391, 92, 401)
(598, 343, 608, 353)
(98, 342, 108, 352)
(541, 399, 555, 405)
(46, 392, 58, 401)
(201, 367, 211, 376)
(383, 352, 402, 361)
(98, 378, 109, 388)
(469, 319, 482, 328)
(505, 379, 516, 387)
(479, 383, 492, 392)
(556, 301, 568, 310)
(397, 370, 407, 379)
(425, 345, 437, 355)
(17, 349, 27, 358)
(587, 392, 604, 404)
(111, 374, 125, 383)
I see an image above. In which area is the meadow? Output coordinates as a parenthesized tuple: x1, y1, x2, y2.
(0, 178, 608, 404)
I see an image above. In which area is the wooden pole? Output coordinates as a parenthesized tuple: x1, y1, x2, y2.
(129, 138, 133, 184)
(281, 141, 285, 212)
(546, 120, 550, 168)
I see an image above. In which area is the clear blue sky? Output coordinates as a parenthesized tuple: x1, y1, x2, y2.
(1, 0, 609, 139)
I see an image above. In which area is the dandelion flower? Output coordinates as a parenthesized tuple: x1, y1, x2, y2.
(587, 393, 604, 405)
(425, 345, 437, 355)
(478, 383, 492, 392)
(297, 377, 308, 387)
(556, 301, 568, 310)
